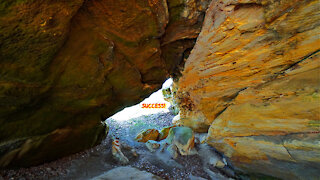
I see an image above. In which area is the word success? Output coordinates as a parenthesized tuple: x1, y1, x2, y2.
(141, 103, 166, 109)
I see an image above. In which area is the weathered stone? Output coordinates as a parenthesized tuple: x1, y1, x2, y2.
(158, 125, 176, 141)
(176, 0, 320, 132)
(0, 0, 208, 167)
(176, 0, 320, 178)
(145, 140, 161, 152)
(112, 139, 129, 165)
(166, 127, 197, 157)
(91, 166, 163, 180)
(198, 143, 227, 169)
(135, 129, 160, 143)
(162, 0, 211, 77)
(207, 56, 320, 179)
(172, 113, 181, 125)
(162, 82, 180, 115)
(214, 160, 226, 168)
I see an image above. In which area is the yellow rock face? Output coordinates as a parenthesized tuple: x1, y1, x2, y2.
(207, 57, 320, 179)
(176, 0, 320, 178)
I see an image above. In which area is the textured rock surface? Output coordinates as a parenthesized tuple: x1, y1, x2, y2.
(176, 0, 320, 179)
(166, 126, 197, 157)
(145, 140, 161, 152)
(135, 129, 160, 143)
(91, 166, 163, 180)
(0, 0, 209, 167)
(163, 82, 180, 115)
(112, 139, 129, 165)
(158, 125, 176, 141)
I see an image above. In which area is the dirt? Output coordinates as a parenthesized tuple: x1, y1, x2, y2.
(0, 112, 235, 180)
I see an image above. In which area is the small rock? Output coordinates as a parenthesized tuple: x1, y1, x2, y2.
(167, 144, 179, 159)
(215, 160, 226, 168)
(146, 140, 161, 152)
(131, 149, 138, 157)
(112, 139, 129, 164)
(135, 129, 159, 143)
(172, 113, 180, 124)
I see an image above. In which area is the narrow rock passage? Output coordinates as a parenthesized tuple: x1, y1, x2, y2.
(0, 111, 235, 180)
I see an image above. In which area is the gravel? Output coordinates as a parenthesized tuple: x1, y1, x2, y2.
(0, 112, 233, 180)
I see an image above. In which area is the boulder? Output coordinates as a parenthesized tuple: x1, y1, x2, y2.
(166, 126, 197, 157)
(158, 125, 176, 141)
(135, 129, 160, 143)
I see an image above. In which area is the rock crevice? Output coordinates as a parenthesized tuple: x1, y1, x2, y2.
(0, 0, 210, 168)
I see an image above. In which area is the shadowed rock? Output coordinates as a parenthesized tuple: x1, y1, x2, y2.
(0, 0, 209, 167)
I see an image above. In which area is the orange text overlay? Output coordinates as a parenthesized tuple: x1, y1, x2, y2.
(141, 103, 166, 109)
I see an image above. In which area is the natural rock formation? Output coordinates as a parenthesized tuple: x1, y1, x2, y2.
(162, 83, 180, 115)
(135, 129, 160, 143)
(158, 125, 176, 140)
(165, 126, 197, 158)
(111, 139, 129, 165)
(145, 140, 161, 152)
(176, 0, 320, 179)
(91, 166, 163, 180)
(0, 0, 209, 167)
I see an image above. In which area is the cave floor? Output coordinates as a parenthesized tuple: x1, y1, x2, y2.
(0, 112, 233, 180)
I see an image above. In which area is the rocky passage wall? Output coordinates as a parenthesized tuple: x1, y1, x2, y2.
(0, 0, 209, 167)
(176, 0, 320, 179)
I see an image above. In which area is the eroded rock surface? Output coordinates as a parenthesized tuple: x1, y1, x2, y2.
(166, 126, 197, 157)
(91, 166, 163, 180)
(135, 129, 160, 143)
(176, 0, 320, 178)
(0, 0, 209, 167)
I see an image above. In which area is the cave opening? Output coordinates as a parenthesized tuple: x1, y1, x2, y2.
(101, 78, 229, 180)
(105, 78, 176, 146)
(108, 78, 173, 122)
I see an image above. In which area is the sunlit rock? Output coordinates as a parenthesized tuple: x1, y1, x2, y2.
(172, 113, 181, 125)
(135, 129, 160, 143)
(176, 0, 320, 178)
(162, 81, 180, 115)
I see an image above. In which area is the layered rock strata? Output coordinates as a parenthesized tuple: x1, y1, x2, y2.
(176, 0, 320, 178)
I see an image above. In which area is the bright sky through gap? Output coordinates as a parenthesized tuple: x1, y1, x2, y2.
(109, 78, 173, 121)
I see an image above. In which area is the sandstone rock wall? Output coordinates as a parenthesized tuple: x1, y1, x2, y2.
(0, 0, 209, 167)
(176, 0, 320, 178)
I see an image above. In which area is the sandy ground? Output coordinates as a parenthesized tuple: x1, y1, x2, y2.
(0, 112, 235, 180)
